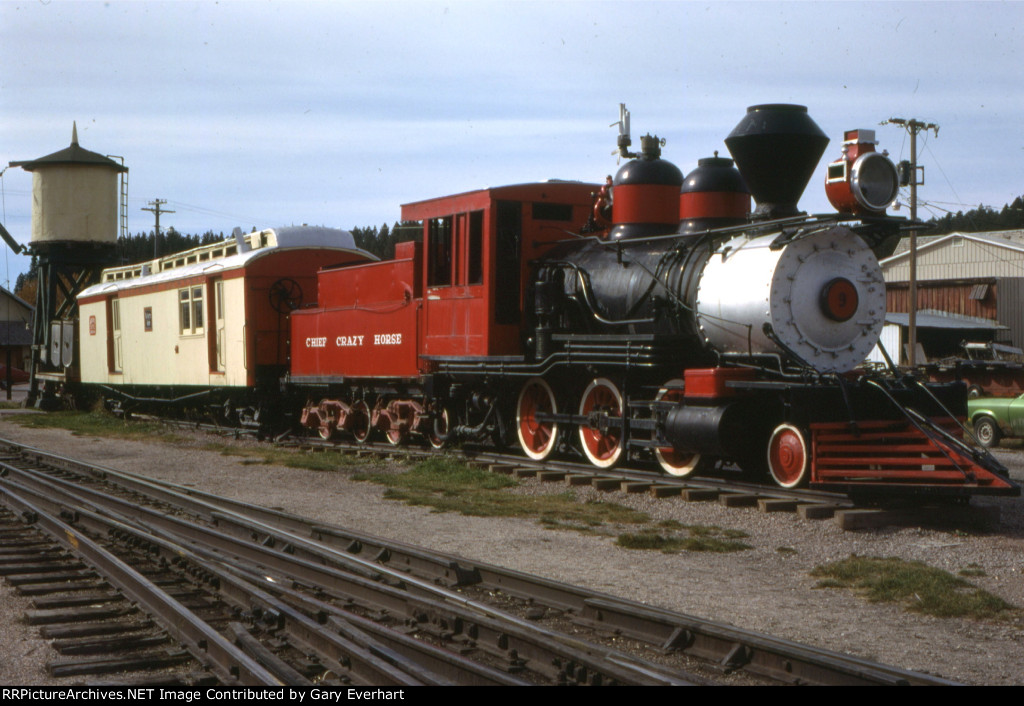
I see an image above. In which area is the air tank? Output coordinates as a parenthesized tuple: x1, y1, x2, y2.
(9, 124, 127, 249)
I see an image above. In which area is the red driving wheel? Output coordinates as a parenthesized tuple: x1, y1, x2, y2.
(578, 378, 624, 468)
(516, 377, 559, 461)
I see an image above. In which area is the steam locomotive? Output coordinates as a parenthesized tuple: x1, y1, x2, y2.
(78, 104, 1018, 497)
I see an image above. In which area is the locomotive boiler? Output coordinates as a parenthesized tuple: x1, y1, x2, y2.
(532, 105, 887, 372)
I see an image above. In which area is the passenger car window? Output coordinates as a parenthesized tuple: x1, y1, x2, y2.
(179, 286, 204, 335)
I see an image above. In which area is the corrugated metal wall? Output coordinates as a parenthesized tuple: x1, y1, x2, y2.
(880, 232, 1024, 351)
(883, 237, 1024, 281)
(867, 323, 901, 365)
(997, 277, 1024, 349)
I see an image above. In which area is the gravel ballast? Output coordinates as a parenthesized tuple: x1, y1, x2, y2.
(0, 414, 1021, 686)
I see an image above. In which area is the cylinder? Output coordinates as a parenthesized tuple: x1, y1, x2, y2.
(694, 226, 887, 373)
(28, 167, 120, 246)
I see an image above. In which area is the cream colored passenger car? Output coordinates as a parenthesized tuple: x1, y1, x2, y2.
(78, 227, 373, 398)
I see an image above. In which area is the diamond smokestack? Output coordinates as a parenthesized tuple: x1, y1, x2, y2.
(724, 104, 829, 219)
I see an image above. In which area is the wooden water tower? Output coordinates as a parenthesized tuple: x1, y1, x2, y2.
(8, 124, 127, 407)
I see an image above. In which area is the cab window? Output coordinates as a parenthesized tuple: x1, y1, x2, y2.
(427, 216, 453, 287)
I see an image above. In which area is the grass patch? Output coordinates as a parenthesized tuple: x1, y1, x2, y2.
(211, 444, 380, 472)
(538, 517, 605, 535)
(6, 409, 176, 440)
(811, 555, 1016, 620)
(353, 455, 650, 528)
(616, 524, 751, 553)
(7, 410, 381, 473)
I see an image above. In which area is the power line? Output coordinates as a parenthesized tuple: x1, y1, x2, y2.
(141, 199, 175, 258)
(882, 117, 940, 368)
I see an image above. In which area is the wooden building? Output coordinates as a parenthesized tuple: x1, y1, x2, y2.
(880, 229, 1024, 359)
(0, 286, 34, 373)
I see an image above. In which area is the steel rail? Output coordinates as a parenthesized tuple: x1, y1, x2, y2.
(132, 419, 864, 508)
(166, 512, 699, 685)
(84, 482, 532, 686)
(0, 457, 697, 686)
(2, 434, 857, 515)
(0, 463, 507, 686)
(0, 438, 961, 685)
(218, 557, 647, 684)
(463, 448, 857, 505)
(278, 435, 857, 508)
(202, 499, 962, 686)
(0, 478, 283, 686)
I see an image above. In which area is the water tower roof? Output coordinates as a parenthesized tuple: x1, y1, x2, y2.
(9, 123, 127, 173)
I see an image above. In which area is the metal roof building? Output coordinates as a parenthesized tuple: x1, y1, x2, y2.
(881, 229, 1024, 282)
(879, 229, 1024, 356)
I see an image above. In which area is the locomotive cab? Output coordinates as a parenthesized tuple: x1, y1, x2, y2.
(401, 183, 599, 359)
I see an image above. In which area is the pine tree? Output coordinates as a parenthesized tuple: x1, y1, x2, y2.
(928, 195, 1024, 235)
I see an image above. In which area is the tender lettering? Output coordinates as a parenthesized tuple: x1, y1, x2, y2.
(305, 337, 327, 348)
(374, 333, 402, 346)
(335, 335, 364, 347)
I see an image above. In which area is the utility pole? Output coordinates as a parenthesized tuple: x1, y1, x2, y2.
(882, 117, 939, 368)
(141, 199, 175, 259)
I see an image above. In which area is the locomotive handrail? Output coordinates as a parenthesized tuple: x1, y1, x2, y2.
(565, 260, 657, 327)
(863, 378, 974, 480)
(907, 377, 1011, 476)
(431, 343, 665, 378)
(531, 212, 867, 252)
(557, 248, 763, 340)
(905, 405, 1009, 478)
(761, 322, 815, 373)
(767, 223, 840, 250)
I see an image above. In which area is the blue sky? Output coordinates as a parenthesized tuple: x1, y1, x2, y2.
(1, 1, 1022, 285)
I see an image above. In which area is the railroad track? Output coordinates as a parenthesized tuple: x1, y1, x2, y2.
(0, 437, 959, 686)
(290, 438, 993, 531)
(151, 417, 1003, 531)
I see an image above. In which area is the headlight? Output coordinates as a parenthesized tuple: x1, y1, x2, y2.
(825, 129, 899, 215)
(849, 152, 899, 212)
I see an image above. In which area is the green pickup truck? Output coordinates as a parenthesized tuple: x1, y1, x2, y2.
(967, 394, 1024, 447)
